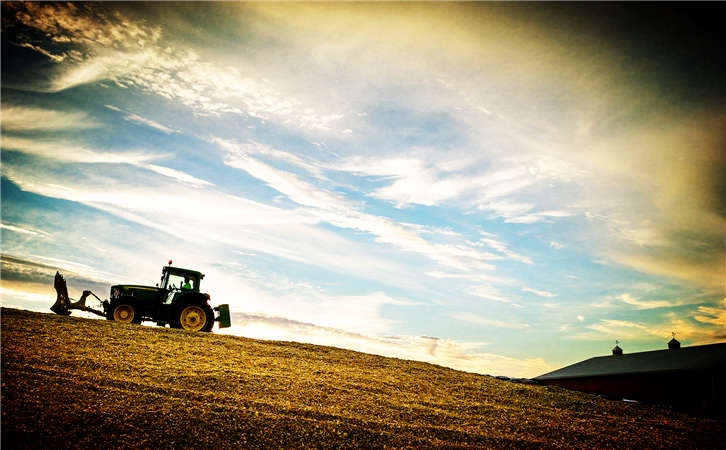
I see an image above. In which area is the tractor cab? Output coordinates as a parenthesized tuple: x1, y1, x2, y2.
(160, 266, 204, 292)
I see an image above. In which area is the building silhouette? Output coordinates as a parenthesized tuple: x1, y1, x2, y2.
(535, 340, 726, 415)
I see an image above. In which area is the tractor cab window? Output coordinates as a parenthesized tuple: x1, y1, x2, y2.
(161, 271, 199, 291)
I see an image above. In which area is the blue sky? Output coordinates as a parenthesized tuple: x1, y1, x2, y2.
(1, 3, 724, 377)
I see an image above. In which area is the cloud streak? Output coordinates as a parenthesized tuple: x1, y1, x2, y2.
(229, 311, 550, 378)
(1, 105, 102, 131)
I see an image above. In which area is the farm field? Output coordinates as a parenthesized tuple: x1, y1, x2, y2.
(2, 307, 723, 448)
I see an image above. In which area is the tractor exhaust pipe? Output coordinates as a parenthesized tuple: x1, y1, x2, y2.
(50, 272, 106, 318)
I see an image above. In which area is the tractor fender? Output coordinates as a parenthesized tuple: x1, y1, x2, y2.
(170, 291, 209, 307)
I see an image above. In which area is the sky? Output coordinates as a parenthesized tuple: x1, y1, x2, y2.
(1, 2, 724, 378)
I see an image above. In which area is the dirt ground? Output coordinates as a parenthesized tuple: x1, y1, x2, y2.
(2, 307, 723, 448)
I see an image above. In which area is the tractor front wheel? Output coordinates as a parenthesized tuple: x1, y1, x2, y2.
(111, 303, 141, 324)
(175, 303, 214, 332)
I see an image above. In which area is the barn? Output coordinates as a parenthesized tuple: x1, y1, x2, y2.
(535, 340, 726, 415)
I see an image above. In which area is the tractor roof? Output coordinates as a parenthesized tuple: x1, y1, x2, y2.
(164, 266, 204, 278)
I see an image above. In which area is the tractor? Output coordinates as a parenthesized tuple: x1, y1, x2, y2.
(51, 261, 231, 332)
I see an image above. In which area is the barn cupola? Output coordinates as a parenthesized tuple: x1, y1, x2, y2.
(612, 340, 623, 356)
(668, 332, 680, 349)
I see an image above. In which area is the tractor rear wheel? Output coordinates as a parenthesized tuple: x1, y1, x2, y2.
(175, 303, 214, 332)
(111, 303, 141, 324)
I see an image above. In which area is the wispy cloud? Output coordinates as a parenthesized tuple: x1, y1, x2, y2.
(2, 153, 417, 292)
(472, 237, 533, 265)
(10, 3, 346, 134)
(229, 312, 550, 378)
(143, 165, 212, 187)
(582, 319, 660, 341)
(425, 271, 515, 285)
(576, 301, 726, 343)
(0, 223, 50, 238)
(220, 139, 509, 272)
(522, 287, 556, 298)
(468, 285, 514, 303)
(693, 299, 726, 328)
(17, 42, 67, 62)
(2, 135, 211, 188)
(1, 105, 102, 131)
(9, 3, 161, 50)
(449, 312, 530, 330)
(617, 293, 677, 310)
(105, 105, 177, 134)
(0, 254, 114, 297)
(2, 136, 160, 164)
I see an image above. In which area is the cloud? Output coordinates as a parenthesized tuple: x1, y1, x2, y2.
(2, 153, 421, 293)
(549, 241, 565, 249)
(9, 3, 346, 133)
(1, 136, 160, 165)
(354, 157, 476, 207)
(143, 165, 212, 187)
(2, 135, 210, 187)
(0, 254, 114, 300)
(1, 105, 102, 131)
(221, 139, 508, 272)
(228, 311, 550, 378)
(0, 223, 50, 238)
(9, 2, 161, 50)
(399, 223, 461, 237)
(470, 237, 533, 265)
(613, 249, 725, 292)
(575, 115, 726, 291)
(522, 287, 556, 298)
(502, 210, 575, 225)
(334, 155, 577, 226)
(617, 293, 678, 310)
(449, 312, 530, 330)
(467, 285, 514, 303)
(211, 138, 324, 177)
(576, 301, 726, 343)
(425, 271, 515, 285)
(17, 42, 67, 62)
(104, 105, 177, 133)
(582, 319, 660, 341)
(693, 299, 726, 328)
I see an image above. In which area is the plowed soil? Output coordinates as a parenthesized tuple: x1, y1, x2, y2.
(1, 308, 723, 448)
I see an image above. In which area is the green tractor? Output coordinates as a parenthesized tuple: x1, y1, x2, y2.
(51, 261, 231, 332)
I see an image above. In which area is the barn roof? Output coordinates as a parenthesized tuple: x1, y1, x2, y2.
(535, 342, 726, 380)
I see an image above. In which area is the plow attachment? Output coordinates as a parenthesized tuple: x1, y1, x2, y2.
(50, 272, 106, 318)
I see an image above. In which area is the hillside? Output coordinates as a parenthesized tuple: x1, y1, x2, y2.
(2, 308, 723, 448)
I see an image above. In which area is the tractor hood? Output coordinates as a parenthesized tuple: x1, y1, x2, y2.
(111, 284, 163, 301)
